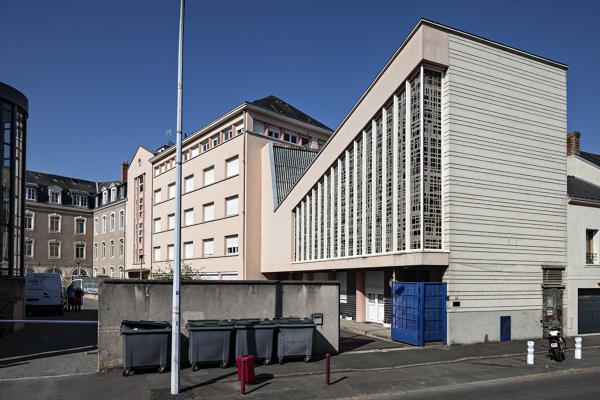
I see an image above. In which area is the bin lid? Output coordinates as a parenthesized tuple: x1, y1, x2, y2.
(275, 318, 315, 327)
(121, 320, 171, 330)
(187, 319, 234, 328)
(233, 318, 263, 327)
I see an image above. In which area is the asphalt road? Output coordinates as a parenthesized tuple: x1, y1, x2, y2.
(0, 297, 98, 379)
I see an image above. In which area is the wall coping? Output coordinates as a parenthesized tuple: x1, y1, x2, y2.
(101, 279, 340, 286)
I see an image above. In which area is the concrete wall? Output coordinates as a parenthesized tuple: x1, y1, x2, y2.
(444, 31, 567, 344)
(98, 280, 339, 371)
(0, 277, 25, 337)
(567, 156, 600, 186)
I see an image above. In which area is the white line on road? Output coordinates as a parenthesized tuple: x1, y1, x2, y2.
(0, 372, 96, 382)
(0, 345, 97, 362)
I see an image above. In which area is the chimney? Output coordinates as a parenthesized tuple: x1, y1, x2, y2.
(120, 162, 129, 183)
(567, 131, 581, 156)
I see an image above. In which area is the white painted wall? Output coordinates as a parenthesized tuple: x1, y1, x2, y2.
(444, 33, 568, 344)
(567, 155, 600, 186)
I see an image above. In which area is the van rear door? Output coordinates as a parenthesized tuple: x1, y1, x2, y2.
(43, 277, 63, 306)
(26, 276, 44, 305)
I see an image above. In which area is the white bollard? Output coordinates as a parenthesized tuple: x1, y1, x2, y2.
(527, 341, 535, 365)
(575, 337, 582, 359)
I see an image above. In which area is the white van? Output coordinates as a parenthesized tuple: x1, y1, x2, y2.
(25, 273, 66, 315)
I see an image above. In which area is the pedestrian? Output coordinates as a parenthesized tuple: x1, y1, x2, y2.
(75, 286, 84, 312)
(67, 285, 76, 312)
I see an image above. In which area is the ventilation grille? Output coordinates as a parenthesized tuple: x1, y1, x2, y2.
(542, 268, 564, 288)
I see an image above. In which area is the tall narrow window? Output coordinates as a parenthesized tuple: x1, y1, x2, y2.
(203, 203, 215, 222)
(49, 241, 61, 259)
(204, 167, 215, 186)
(586, 229, 598, 264)
(226, 157, 239, 177)
(168, 183, 176, 199)
(184, 208, 194, 226)
(110, 240, 115, 258)
(119, 210, 125, 230)
(168, 244, 175, 260)
(75, 217, 86, 235)
(168, 214, 175, 230)
(226, 235, 239, 255)
(184, 242, 194, 259)
(153, 246, 161, 262)
(184, 175, 194, 193)
(119, 239, 124, 257)
(49, 214, 61, 233)
(25, 211, 34, 230)
(203, 239, 214, 256)
(154, 218, 162, 233)
(226, 195, 238, 216)
(75, 243, 85, 259)
(110, 213, 116, 232)
(154, 189, 162, 203)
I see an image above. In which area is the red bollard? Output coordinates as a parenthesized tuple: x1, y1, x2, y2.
(240, 357, 246, 395)
(326, 352, 330, 385)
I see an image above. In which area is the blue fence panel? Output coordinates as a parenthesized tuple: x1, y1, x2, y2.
(392, 282, 447, 346)
(391, 282, 421, 346)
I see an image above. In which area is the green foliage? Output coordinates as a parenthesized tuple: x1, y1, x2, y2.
(151, 263, 199, 281)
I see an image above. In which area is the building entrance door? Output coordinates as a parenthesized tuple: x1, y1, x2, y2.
(542, 288, 563, 336)
(366, 293, 384, 323)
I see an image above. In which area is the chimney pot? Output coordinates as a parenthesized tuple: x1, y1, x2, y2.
(567, 131, 581, 156)
(121, 162, 130, 183)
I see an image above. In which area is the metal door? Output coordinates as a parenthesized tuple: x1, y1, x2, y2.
(578, 289, 600, 334)
(391, 282, 447, 346)
(366, 293, 384, 323)
(542, 288, 563, 336)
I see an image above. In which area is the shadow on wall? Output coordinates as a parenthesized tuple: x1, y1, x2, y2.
(97, 280, 339, 371)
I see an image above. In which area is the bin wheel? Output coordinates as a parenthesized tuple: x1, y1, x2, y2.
(158, 366, 167, 373)
(303, 356, 311, 363)
(278, 357, 284, 365)
(264, 359, 271, 366)
(122, 369, 132, 377)
(192, 363, 199, 371)
(220, 362, 228, 369)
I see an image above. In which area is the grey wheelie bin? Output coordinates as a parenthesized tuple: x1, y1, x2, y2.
(187, 319, 234, 370)
(234, 319, 276, 365)
(120, 320, 171, 376)
(276, 318, 316, 364)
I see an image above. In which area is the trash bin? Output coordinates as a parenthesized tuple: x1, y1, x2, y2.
(187, 319, 234, 369)
(276, 318, 316, 364)
(234, 319, 276, 365)
(121, 320, 171, 376)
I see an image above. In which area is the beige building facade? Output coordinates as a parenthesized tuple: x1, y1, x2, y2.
(260, 19, 568, 344)
(125, 96, 332, 279)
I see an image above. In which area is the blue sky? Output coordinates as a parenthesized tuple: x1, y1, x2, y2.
(2, 0, 599, 181)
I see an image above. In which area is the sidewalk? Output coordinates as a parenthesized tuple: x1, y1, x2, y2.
(340, 319, 394, 342)
(2, 333, 600, 399)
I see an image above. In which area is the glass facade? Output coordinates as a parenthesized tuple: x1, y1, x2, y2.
(293, 66, 442, 262)
(0, 83, 28, 276)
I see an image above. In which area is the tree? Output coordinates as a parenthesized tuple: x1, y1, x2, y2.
(151, 263, 202, 281)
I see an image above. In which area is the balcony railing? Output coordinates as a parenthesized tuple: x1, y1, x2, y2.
(586, 252, 598, 264)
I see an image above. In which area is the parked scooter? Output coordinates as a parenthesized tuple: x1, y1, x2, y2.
(547, 326, 566, 362)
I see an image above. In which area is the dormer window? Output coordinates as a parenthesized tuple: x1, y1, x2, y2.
(49, 188, 61, 204)
(102, 190, 108, 205)
(73, 193, 88, 208)
(26, 187, 37, 201)
(110, 187, 117, 202)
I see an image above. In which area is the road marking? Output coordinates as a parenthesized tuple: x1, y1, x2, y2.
(0, 372, 96, 382)
(0, 345, 97, 362)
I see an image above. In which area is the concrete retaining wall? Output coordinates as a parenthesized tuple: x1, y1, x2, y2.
(0, 276, 25, 338)
(98, 280, 339, 371)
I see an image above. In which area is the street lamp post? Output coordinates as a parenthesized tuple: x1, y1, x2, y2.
(171, 0, 185, 395)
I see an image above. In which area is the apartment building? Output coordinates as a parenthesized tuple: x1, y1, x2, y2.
(260, 19, 568, 345)
(124, 96, 333, 279)
(91, 163, 128, 278)
(566, 131, 600, 336)
(24, 171, 96, 278)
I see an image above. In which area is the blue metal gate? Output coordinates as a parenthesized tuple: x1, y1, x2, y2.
(391, 282, 447, 346)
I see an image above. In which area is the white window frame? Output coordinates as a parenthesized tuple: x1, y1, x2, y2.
(153, 246, 161, 262)
(119, 209, 125, 230)
(93, 242, 98, 259)
(154, 189, 162, 204)
(74, 242, 86, 260)
(203, 203, 215, 222)
(102, 215, 107, 234)
(94, 217, 98, 235)
(154, 217, 162, 233)
(168, 183, 176, 199)
(73, 193, 88, 207)
(226, 195, 238, 216)
(184, 175, 194, 193)
(191, 146, 199, 157)
(204, 166, 215, 186)
(236, 123, 244, 135)
(226, 234, 239, 255)
(48, 214, 61, 233)
(49, 188, 61, 205)
(226, 156, 239, 178)
(24, 238, 34, 258)
(101, 241, 106, 259)
(168, 244, 175, 261)
(110, 240, 115, 258)
(102, 190, 108, 205)
(25, 210, 35, 230)
(25, 186, 37, 201)
(168, 214, 175, 230)
(74, 217, 86, 235)
(184, 208, 194, 226)
(110, 212, 116, 232)
(119, 239, 124, 258)
(48, 240, 61, 259)
(184, 241, 194, 259)
(203, 239, 215, 257)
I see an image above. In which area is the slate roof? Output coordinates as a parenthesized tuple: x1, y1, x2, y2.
(567, 175, 600, 203)
(272, 146, 318, 207)
(26, 171, 97, 194)
(579, 151, 600, 169)
(250, 96, 333, 132)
